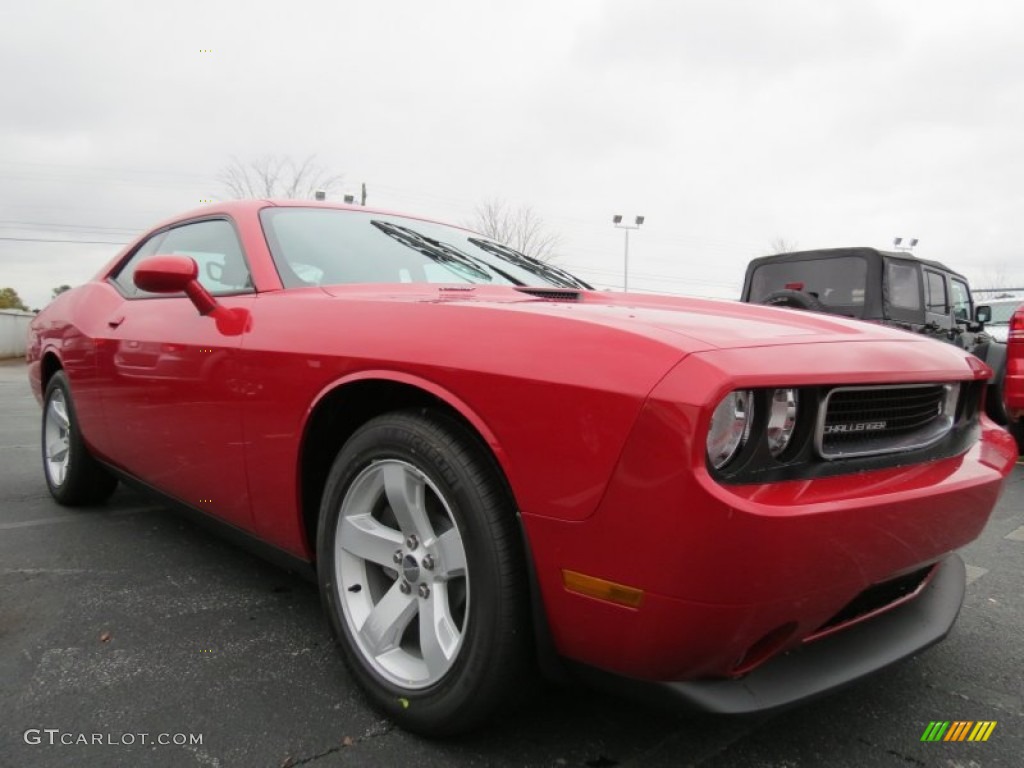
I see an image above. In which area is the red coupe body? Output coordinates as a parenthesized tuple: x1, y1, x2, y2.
(1005, 305, 1024, 417)
(27, 200, 1017, 732)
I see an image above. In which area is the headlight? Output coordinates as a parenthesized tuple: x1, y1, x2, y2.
(766, 388, 799, 456)
(707, 390, 753, 469)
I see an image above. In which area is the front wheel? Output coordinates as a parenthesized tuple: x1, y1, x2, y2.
(317, 410, 532, 735)
(42, 371, 118, 506)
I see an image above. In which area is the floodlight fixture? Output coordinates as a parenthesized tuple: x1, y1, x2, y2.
(893, 236, 918, 253)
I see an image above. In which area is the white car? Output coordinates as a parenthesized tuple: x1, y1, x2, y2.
(980, 296, 1024, 342)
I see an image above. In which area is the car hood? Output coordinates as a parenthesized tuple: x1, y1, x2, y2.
(320, 284, 941, 353)
(985, 324, 1008, 344)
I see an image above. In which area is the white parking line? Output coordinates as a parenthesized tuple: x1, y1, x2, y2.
(965, 565, 989, 585)
(0, 508, 153, 531)
(1005, 525, 1024, 541)
(0, 516, 84, 530)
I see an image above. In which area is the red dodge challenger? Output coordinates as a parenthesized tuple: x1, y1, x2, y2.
(27, 200, 1017, 734)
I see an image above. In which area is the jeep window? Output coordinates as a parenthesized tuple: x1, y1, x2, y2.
(950, 278, 972, 322)
(748, 256, 867, 308)
(886, 262, 921, 310)
(925, 270, 948, 313)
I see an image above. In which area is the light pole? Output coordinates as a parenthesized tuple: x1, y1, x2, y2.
(612, 214, 645, 291)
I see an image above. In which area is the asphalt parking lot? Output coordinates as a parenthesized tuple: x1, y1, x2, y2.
(1, 357, 1021, 768)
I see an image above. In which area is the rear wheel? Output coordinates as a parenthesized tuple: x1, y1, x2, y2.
(42, 371, 117, 506)
(317, 410, 532, 735)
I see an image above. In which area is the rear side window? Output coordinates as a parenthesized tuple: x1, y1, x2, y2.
(748, 256, 867, 307)
(886, 262, 921, 310)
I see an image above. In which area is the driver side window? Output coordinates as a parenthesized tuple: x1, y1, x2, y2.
(111, 232, 166, 298)
(157, 220, 253, 295)
(112, 219, 252, 298)
(950, 279, 972, 321)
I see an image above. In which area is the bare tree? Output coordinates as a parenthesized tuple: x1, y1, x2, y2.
(765, 237, 799, 255)
(218, 154, 344, 200)
(467, 198, 561, 262)
(973, 262, 1021, 293)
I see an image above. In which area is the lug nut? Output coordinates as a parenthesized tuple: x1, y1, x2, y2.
(405, 534, 419, 550)
(393, 550, 403, 564)
(422, 555, 435, 571)
(399, 581, 411, 595)
(418, 584, 430, 598)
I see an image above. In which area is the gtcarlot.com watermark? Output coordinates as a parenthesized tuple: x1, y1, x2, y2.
(24, 729, 203, 747)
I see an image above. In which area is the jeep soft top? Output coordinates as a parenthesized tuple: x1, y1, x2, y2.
(741, 247, 970, 325)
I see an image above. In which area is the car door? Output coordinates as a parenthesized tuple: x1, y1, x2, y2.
(923, 269, 952, 331)
(95, 218, 255, 531)
(949, 277, 973, 325)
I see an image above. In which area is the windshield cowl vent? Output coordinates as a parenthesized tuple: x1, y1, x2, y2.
(514, 287, 582, 301)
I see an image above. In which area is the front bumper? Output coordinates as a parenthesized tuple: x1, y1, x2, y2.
(520, 342, 1016, 683)
(573, 553, 965, 713)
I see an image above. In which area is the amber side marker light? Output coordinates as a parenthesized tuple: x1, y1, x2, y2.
(562, 570, 645, 609)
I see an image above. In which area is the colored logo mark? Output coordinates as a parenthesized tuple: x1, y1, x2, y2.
(920, 721, 997, 742)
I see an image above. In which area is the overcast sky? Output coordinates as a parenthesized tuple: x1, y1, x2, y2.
(3, 0, 1024, 310)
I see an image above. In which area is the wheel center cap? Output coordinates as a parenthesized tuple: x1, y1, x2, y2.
(402, 554, 420, 583)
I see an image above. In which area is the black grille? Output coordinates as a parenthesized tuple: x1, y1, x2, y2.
(818, 384, 954, 459)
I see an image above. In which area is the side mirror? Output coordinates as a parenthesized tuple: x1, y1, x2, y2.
(975, 305, 991, 325)
(134, 255, 218, 315)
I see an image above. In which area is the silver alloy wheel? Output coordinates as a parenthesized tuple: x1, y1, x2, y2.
(335, 459, 469, 689)
(44, 389, 71, 487)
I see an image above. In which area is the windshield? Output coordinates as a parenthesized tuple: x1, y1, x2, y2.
(986, 300, 1023, 324)
(259, 207, 591, 290)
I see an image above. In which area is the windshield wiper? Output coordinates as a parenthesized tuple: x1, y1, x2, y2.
(467, 238, 592, 290)
(371, 221, 503, 283)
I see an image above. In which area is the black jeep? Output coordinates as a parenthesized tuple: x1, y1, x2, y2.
(741, 247, 1020, 446)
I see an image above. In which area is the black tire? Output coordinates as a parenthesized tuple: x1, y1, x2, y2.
(760, 289, 826, 312)
(985, 380, 1009, 426)
(317, 409, 532, 735)
(41, 371, 118, 506)
(1008, 417, 1024, 456)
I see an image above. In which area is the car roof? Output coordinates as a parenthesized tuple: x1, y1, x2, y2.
(151, 198, 467, 232)
(746, 247, 968, 282)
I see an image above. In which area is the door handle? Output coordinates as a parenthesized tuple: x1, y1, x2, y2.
(107, 316, 125, 329)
